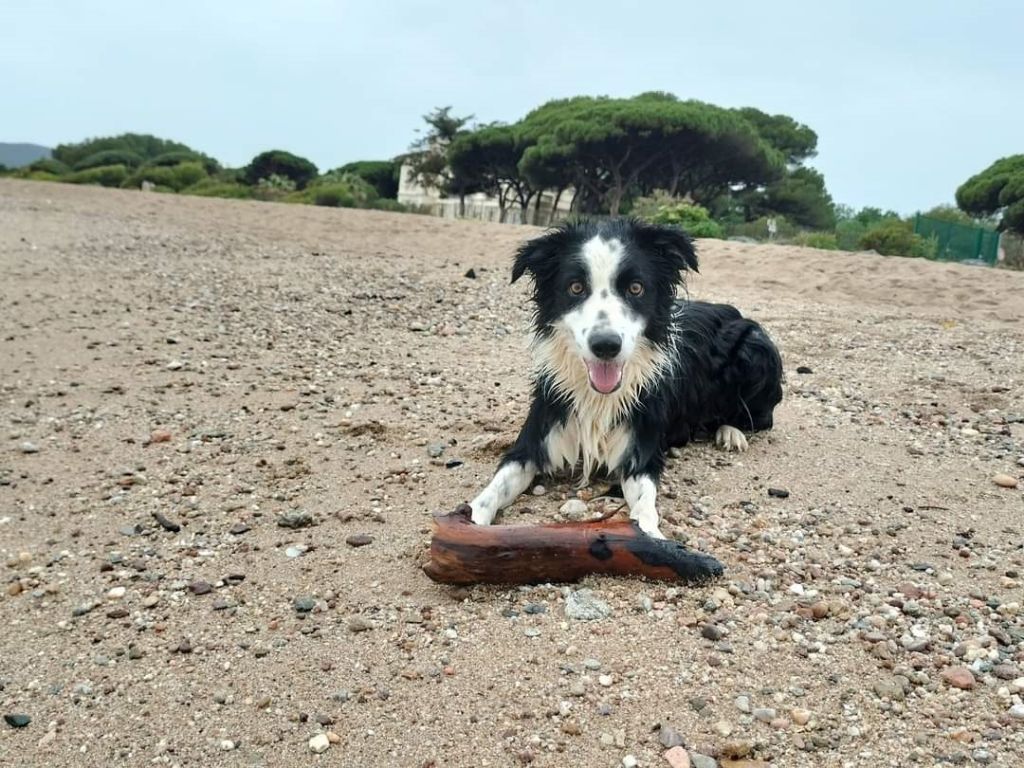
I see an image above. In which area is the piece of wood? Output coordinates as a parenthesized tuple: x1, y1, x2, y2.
(422, 504, 724, 585)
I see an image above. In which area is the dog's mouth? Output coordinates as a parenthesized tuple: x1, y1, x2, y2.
(586, 360, 623, 394)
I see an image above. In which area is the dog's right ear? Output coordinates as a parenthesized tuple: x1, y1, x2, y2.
(511, 226, 571, 284)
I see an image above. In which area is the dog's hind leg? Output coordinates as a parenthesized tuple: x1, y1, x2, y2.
(469, 460, 537, 526)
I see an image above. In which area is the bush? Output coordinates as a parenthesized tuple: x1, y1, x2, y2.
(244, 150, 318, 190)
(312, 185, 357, 208)
(633, 196, 724, 238)
(858, 219, 936, 259)
(28, 158, 71, 176)
(54, 133, 195, 168)
(73, 150, 145, 171)
(724, 215, 799, 241)
(309, 171, 378, 205)
(146, 151, 220, 174)
(333, 160, 400, 198)
(65, 164, 129, 187)
(793, 232, 839, 250)
(122, 161, 207, 192)
(368, 198, 407, 212)
(181, 179, 252, 199)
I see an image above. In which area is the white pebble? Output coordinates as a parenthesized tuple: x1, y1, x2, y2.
(309, 734, 330, 753)
(107, 587, 126, 600)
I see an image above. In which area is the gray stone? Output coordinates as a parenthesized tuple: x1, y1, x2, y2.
(658, 724, 685, 748)
(564, 589, 611, 621)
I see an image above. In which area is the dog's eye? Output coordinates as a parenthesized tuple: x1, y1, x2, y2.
(628, 281, 644, 297)
(568, 281, 585, 296)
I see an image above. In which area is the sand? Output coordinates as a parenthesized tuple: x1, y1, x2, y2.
(1, 179, 1023, 767)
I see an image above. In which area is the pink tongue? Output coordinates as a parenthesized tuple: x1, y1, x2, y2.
(586, 361, 623, 394)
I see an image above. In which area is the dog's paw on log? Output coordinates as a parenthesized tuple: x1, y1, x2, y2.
(422, 504, 724, 586)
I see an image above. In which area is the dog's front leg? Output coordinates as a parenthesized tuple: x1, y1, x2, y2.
(623, 473, 666, 539)
(469, 459, 537, 526)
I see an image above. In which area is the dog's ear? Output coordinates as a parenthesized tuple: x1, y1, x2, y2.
(511, 226, 572, 284)
(631, 221, 699, 275)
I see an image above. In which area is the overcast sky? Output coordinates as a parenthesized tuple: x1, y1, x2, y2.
(3, 1, 1020, 213)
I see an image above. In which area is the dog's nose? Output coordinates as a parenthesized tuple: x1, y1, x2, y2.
(588, 331, 622, 360)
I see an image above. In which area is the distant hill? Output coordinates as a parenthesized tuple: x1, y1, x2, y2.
(0, 142, 52, 168)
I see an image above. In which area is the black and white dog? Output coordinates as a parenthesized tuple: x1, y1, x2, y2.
(469, 218, 783, 539)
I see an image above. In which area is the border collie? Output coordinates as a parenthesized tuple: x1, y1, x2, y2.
(469, 218, 783, 539)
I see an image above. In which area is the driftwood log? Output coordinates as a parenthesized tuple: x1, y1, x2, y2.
(422, 504, 724, 585)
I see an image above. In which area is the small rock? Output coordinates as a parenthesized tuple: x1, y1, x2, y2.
(464, 268, 477, 279)
(142, 594, 159, 608)
(277, 510, 313, 529)
(559, 499, 589, 519)
(294, 596, 317, 613)
(767, 487, 790, 499)
(427, 443, 446, 458)
(796, 366, 813, 374)
(664, 746, 690, 768)
(150, 429, 172, 443)
(734, 695, 751, 713)
(790, 708, 811, 726)
(189, 581, 212, 595)
(720, 740, 753, 759)
(531, 485, 546, 496)
(229, 523, 250, 535)
(690, 755, 717, 768)
(152, 512, 181, 532)
(993, 473, 1019, 489)
(598, 674, 613, 687)
(622, 756, 638, 768)
(752, 707, 776, 723)
(564, 589, 611, 621)
(1008, 703, 1024, 720)
(346, 534, 373, 547)
(713, 720, 733, 737)
(18, 442, 40, 454)
(941, 666, 975, 690)
(309, 733, 330, 754)
(348, 617, 373, 633)
(107, 587, 126, 600)
(4, 714, 31, 728)
(220, 740, 236, 751)
(701, 624, 725, 641)
(659, 725, 685, 749)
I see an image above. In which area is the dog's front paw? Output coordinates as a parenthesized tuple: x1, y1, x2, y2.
(715, 425, 748, 452)
(469, 503, 495, 526)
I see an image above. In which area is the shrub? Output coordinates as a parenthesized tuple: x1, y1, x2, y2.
(793, 232, 839, 250)
(65, 164, 129, 187)
(309, 171, 378, 205)
(73, 150, 145, 171)
(28, 158, 71, 176)
(633, 196, 724, 238)
(312, 185, 357, 208)
(724, 215, 798, 242)
(333, 160, 400, 198)
(368, 198, 407, 212)
(122, 161, 207, 192)
(146, 151, 220, 174)
(54, 133, 194, 168)
(858, 219, 936, 259)
(244, 150, 318, 190)
(182, 179, 252, 199)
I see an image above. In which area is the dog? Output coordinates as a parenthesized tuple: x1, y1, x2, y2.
(469, 218, 783, 539)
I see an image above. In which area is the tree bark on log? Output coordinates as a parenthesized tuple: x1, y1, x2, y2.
(422, 504, 724, 586)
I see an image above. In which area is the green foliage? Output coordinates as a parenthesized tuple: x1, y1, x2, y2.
(793, 232, 839, 250)
(244, 150, 318, 190)
(920, 204, 976, 226)
(334, 160, 400, 198)
(956, 155, 1024, 234)
(735, 107, 818, 165)
(833, 206, 901, 250)
(311, 185, 357, 208)
(632, 195, 724, 238)
(65, 164, 129, 187)
(725, 215, 799, 241)
(755, 167, 836, 230)
(406, 106, 475, 195)
(123, 161, 208, 192)
(27, 157, 71, 176)
(147, 151, 220, 174)
(448, 124, 539, 218)
(181, 179, 252, 199)
(73, 149, 145, 171)
(54, 133, 195, 168)
(310, 171, 378, 205)
(858, 219, 936, 259)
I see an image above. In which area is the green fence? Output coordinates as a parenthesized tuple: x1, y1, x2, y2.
(914, 214, 1000, 265)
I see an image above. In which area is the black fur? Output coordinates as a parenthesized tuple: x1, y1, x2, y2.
(504, 218, 783, 487)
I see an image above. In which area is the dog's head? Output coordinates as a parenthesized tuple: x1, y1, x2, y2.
(512, 218, 698, 394)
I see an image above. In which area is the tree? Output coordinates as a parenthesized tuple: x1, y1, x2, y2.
(448, 124, 540, 222)
(405, 106, 474, 206)
(518, 95, 783, 216)
(53, 133, 196, 168)
(72, 149, 145, 171)
(335, 160, 400, 199)
(734, 107, 818, 166)
(244, 150, 318, 189)
(751, 167, 836, 230)
(956, 155, 1024, 234)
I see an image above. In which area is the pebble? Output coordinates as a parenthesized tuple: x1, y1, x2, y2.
(701, 624, 725, 641)
(348, 617, 373, 632)
(767, 487, 790, 498)
(149, 429, 172, 443)
(229, 523, 251, 535)
(992, 473, 1018, 488)
(1008, 703, 1024, 720)
(18, 442, 40, 454)
(219, 739, 236, 751)
(941, 666, 976, 690)
(278, 510, 313, 529)
(427, 443, 446, 458)
(152, 511, 181, 532)
(559, 499, 589, 519)
(294, 596, 316, 613)
(345, 534, 373, 547)
(564, 589, 611, 621)
(622, 756, 638, 768)
(752, 707, 776, 723)
(107, 587, 126, 600)
(189, 580, 212, 595)
(598, 674, 613, 687)
(309, 733, 330, 753)
(690, 755, 717, 768)
(658, 725, 685, 748)
(734, 695, 751, 713)
(4, 714, 31, 728)
(713, 720, 733, 737)
(531, 485, 546, 496)
(142, 594, 159, 608)
(791, 708, 811, 726)
(664, 746, 690, 768)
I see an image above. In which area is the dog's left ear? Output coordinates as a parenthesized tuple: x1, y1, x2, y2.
(632, 221, 699, 275)
(511, 225, 572, 284)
